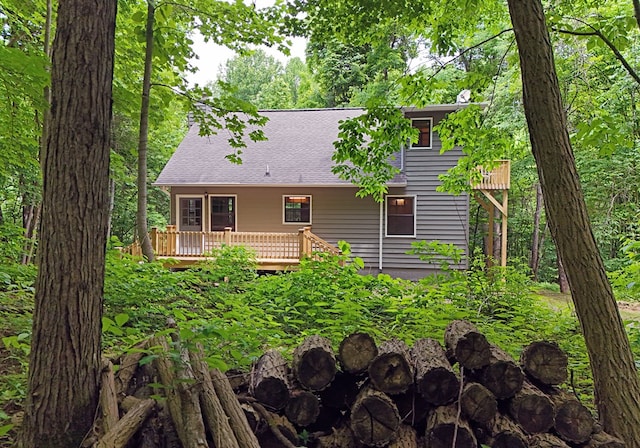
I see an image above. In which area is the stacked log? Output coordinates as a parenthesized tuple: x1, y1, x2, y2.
(82, 323, 625, 448)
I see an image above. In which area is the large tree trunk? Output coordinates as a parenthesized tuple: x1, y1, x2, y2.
(506, 0, 640, 445)
(18, 0, 116, 445)
(136, 0, 155, 261)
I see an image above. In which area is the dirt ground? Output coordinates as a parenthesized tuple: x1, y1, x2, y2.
(536, 290, 640, 321)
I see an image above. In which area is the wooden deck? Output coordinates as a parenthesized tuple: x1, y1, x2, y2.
(126, 226, 340, 270)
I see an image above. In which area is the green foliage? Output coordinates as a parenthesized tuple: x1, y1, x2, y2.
(332, 104, 415, 201)
(610, 240, 640, 301)
(407, 240, 464, 271)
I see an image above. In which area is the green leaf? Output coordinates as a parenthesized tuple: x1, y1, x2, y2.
(115, 313, 129, 327)
(0, 424, 14, 437)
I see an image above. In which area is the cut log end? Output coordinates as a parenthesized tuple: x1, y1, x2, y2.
(350, 388, 400, 447)
(416, 367, 460, 406)
(339, 332, 378, 374)
(520, 341, 568, 385)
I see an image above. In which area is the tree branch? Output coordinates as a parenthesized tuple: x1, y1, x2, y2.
(553, 20, 640, 86)
(634, 0, 640, 31)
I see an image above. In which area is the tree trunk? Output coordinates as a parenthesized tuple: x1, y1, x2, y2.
(530, 183, 543, 278)
(136, 0, 155, 261)
(18, 0, 116, 445)
(557, 251, 570, 294)
(506, 0, 640, 444)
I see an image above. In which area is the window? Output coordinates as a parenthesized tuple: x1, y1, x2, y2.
(411, 118, 432, 149)
(386, 196, 415, 236)
(210, 196, 236, 231)
(284, 195, 311, 224)
(179, 198, 202, 228)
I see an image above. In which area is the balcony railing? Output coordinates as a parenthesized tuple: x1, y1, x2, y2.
(472, 160, 511, 190)
(125, 226, 339, 266)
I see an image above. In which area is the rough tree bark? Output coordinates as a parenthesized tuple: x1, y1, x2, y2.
(136, 0, 155, 261)
(506, 0, 640, 445)
(18, 0, 117, 445)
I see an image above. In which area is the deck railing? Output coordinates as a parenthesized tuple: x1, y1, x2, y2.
(472, 160, 511, 190)
(124, 226, 339, 262)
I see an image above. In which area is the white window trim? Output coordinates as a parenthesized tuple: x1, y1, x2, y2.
(282, 195, 312, 225)
(175, 194, 205, 231)
(385, 194, 417, 238)
(208, 194, 238, 231)
(410, 117, 433, 149)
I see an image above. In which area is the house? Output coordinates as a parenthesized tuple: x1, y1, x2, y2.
(153, 106, 508, 279)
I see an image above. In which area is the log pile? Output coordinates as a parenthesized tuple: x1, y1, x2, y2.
(82, 320, 625, 447)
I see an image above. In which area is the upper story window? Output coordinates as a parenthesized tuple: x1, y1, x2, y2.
(386, 195, 416, 237)
(284, 195, 311, 224)
(411, 118, 433, 149)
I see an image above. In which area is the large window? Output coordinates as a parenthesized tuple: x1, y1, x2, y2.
(210, 196, 236, 231)
(386, 195, 416, 237)
(411, 118, 433, 149)
(283, 195, 311, 224)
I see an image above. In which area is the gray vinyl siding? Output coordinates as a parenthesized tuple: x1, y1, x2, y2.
(380, 111, 469, 276)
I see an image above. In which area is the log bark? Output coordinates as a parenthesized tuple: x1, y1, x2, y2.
(100, 359, 120, 435)
(549, 389, 594, 443)
(292, 335, 337, 391)
(253, 404, 299, 448)
(528, 432, 571, 447)
(250, 349, 290, 410)
(211, 368, 261, 448)
(459, 382, 497, 425)
(426, 403, 477, 448)
(478, 345, 524, 399)
(368, 338, 414, 395)
(314, 423, 362, 448)
(95, 398, 155, 448)
(338, 332, 378, 375)
(154, 337, 208, 448)
(387, 424, 418, 448)
(582, 431, 625, 448)
(411, 338, 460, 405)
(508, 380, 555, 433)
(444, 320, 491, 370)
(190, 349, 240, 448)
(115, 340, 148, 395)
(520, 341, 568, 385)
(475, 413, 528, 448)
(285, 389, 320, 427)
(350, 386, 401, 447)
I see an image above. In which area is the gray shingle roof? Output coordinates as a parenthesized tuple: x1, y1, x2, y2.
(154, 108, 406, 187)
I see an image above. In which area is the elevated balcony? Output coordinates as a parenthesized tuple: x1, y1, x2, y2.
(472, 160, 511, 191)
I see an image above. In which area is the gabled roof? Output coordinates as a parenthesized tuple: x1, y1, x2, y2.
(154, 105, 465, 187)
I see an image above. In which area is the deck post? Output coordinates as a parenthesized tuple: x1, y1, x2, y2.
(150, 227, 158, 254)
(224, 227, 232, 246)
(166, 225, 176, 256)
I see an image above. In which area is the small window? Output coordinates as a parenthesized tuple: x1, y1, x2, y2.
(411, 118, 432, 149)
(284, 195, 311, 224)
(386, 196, 415, 237)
